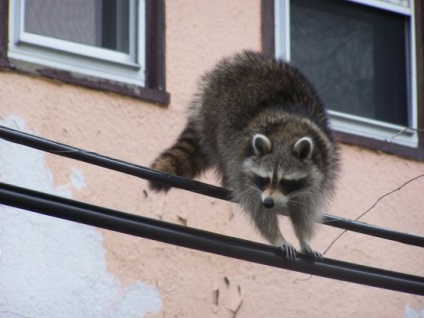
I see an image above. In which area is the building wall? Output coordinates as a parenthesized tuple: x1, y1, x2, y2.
(0, 0, 423, 317)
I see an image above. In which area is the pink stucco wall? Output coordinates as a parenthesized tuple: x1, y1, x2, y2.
(1, 0, 423, 317)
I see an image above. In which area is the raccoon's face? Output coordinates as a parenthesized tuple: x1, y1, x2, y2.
(243, 133, 320, 209)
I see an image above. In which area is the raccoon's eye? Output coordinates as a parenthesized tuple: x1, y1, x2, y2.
(280, 179, 304, 195)
(253, 176, 270, 189)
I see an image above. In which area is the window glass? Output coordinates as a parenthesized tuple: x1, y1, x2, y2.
(24, 0, 130, 53)
(290, 0, 409, 126)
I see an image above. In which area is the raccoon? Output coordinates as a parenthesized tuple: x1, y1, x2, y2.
(149, 51, 339, 261)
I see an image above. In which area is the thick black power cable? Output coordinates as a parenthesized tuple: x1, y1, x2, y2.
(0, 182, 423, 295)
(1, 125, 423, 247)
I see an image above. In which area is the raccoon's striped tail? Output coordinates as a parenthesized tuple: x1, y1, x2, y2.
(148, 124, 208, 192)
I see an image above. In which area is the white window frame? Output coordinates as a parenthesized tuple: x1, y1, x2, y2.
(8, 0, 146, 87)
(275, 0, 418, 148)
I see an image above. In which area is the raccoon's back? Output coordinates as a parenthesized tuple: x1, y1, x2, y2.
(193, 51, 330, 135)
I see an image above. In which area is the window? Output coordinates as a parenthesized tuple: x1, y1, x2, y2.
(265, 0, 423, 156)
(290, 0, 409, 127)
(2, 0, 168, 104)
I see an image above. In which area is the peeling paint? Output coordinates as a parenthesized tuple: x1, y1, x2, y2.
(0, 115, 162, 317)
(70, 167, 86, 190)
(404, 304, 424, 318)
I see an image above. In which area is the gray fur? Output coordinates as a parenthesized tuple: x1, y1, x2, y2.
(149, 51, 339, 261)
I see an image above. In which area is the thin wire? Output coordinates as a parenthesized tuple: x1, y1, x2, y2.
(323, 174, 424, 255)
(0, 125, 423, 248)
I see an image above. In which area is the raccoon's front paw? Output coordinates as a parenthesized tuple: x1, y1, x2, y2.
(301, 248, 323, 262)
(277, 243, 297, 261)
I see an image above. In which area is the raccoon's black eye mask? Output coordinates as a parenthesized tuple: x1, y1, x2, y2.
(252, 175, 308, 195)
(253, 176, 270, 190)
(280, 179, 306, 195)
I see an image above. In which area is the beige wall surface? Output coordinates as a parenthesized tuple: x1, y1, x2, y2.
(0, 1, 423, 317)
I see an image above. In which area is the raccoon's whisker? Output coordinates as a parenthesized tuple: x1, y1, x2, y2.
(289, 194, 313, 203)
(289, 194, 319, 208)
(245, 184, 262, 195)
(290, 188, 315, 197)
(291, 191, 319, 202)
(287, 201, 309, 210)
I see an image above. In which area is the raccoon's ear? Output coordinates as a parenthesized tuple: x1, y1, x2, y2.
(252, 134, 272, 156)
(293, 137, 314, 161)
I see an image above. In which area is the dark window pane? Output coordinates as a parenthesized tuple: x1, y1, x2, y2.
(290, 0, 409, 126)
(100, 1, 130, 53)
(24, 0, 130, 53)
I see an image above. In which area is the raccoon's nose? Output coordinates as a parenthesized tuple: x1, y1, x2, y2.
(263, 197, 274, 209)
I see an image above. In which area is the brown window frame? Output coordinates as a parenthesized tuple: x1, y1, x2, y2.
(261, 0, 424, 161)
(0, 0, 169, 105)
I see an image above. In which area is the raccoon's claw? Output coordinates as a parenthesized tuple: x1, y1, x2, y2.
(277, 243, 297, 261)
(301, 248, 323, 262)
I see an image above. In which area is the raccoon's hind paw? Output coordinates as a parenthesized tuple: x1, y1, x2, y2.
(301, 248, 323, 262)
(277, 243, 297, 261)
(148, 180, 172, 193)
(148, 159, 176, 193)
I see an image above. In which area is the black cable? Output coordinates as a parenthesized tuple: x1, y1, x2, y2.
(0, 125, 230, 200)
(0, 125, 423, 248)
(322, 214, 424, 247)
(0, 182, 423, 295)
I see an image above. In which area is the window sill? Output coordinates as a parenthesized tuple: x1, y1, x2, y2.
(335, 130, 424, 161)
(39, 68, 170, 106)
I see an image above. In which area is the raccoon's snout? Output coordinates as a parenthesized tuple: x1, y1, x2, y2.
(263, 197, 274, 208)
